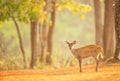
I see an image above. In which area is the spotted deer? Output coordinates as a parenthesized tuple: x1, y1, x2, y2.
(66, 40, 104, 72)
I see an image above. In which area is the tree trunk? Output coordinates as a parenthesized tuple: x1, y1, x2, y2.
(94, 0, 103, 47)
(114, 0, 120, 60)
(40, 22, 47, 62)
(46, 0, 56, 64)
(40, 0, 48, 62)
(103, 0, 115, 59)
(12, 17, 27, 69)
(30, 19, 39, 68)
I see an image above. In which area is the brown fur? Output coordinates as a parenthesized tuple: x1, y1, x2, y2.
(72, 45, 104, 60)
(66, 41, 104, 72)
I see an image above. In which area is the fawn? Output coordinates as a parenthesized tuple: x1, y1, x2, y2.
(66, 40, 104, 72)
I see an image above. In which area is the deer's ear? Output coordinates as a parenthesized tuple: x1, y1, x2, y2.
(73, 40, 76, 44)
(65, 41, 69, 44)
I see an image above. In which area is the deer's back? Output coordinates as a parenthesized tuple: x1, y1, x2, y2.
(72, 45, 103, 59)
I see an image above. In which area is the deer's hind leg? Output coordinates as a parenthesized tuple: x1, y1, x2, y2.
(92, 55, 99, 72)
(95, 60, 99, 72)
(94, 57, 99, 72)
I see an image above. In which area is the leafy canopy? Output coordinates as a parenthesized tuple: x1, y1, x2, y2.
(0, 0, 91, 25)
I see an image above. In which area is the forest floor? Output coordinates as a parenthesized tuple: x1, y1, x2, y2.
(0, 63, 120, 81)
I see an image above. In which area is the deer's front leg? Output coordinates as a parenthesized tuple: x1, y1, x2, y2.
(78, 58, 82, 72)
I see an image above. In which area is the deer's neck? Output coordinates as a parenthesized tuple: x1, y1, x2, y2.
(70, 48, 75, 54)
(70, 48, 78, 59)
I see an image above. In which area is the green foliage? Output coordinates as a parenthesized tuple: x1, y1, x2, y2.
(0, 0, 46, 22)
(0, 0, 28, 22)
(57, 0, 92, 19)
(0, 0, 92, 24)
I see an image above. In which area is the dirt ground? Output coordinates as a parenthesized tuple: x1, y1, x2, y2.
(0, 63, 120, 81)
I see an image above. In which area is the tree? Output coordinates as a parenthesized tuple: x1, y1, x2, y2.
(0, 0, 28, 68)
(94, 0, 103, 47)
(30, 19, 39, 68)
(29, 0, 45, 68)
(12, 17, 27, 68)
(0, 0, 45, 68)
(114, 0, 120, 60)
(40, 0, 48, 62)
(46, 0, 56, 64)
(103, 0, 115, 59)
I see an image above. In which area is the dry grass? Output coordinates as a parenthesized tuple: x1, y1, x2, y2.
(0, 63, 120, 81)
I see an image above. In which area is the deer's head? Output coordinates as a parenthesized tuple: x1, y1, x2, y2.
(66, 40, 76, 50)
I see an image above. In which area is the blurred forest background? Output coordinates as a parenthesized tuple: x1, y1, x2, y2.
(0, 0, 119, 70)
